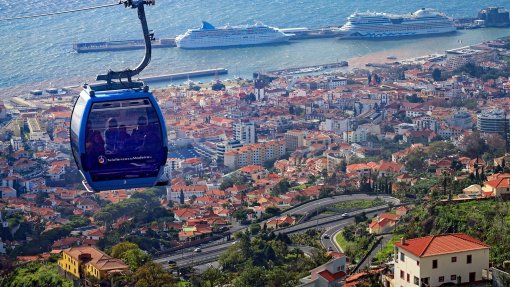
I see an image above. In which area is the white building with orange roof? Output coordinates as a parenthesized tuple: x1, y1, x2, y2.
(482, 177, 510, 198)
(393, 233, 490, 287)
(224, 140, 285, 170)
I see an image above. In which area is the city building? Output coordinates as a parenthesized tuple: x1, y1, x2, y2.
(233, 121, 256, 144)
(223, 140, 286, 170)
(326, 152, 347, 174)
(285, 130, 306, 151)
(58, 246, 129, 281)
(342, 129, 367, 143)
(447, 110, 473, 129)
(320, 118, 352, 133)
(393, 233, 490, 287)
(476, 109, 509, 134)
(27, 118, 49, 141)
(478, 7, 510, 27)
(167, 185, 208, 203)
(216, 140, 243, 163)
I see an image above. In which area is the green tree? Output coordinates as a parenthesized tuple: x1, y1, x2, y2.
(132, 262, 175, 287)
(111, 242, 151, 271)
(271, 180, 290, 196)
(427, 141, 457, 159)
(211, 82, 226, 91)
(111, 242, 139, 258)
(200, 266, 227, 287)
(232, 265, 267, 287)
(265, 206, 281, 217)
(1, 262, 73, 287)
(461, 132, 488, 158)
(405, 149, 427, 173)
(121, 248, 151, 271)
(249, 223, 261, 235)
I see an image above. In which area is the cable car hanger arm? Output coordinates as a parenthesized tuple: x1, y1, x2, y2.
(93, 0, 155, 91)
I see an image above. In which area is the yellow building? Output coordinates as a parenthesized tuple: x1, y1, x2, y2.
(58, 246, 129, 280)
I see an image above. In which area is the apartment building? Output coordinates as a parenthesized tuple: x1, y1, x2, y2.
(224, 140, 286, 170)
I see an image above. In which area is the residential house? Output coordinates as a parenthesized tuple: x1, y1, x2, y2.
(299, 251, 347, 287)
(393, 233, 490, 287)
(368, 213, 400, 234)
(0, 187, 17, 198)
(168, 185, 208, 203)
(58, 246, 128, 281)
(482, 177, 510, 198)
(266, 215, 296, 229)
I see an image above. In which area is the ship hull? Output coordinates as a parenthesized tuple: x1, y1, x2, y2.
(338, 27, 457, 39)
(176, 35, 291, 49)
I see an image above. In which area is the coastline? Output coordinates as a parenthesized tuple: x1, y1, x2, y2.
(1, 30, 510, 99)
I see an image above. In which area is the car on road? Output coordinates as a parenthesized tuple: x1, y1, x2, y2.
(328, 246, 333, 251)
(168, 260, 177, 269)
(323, 234, 330, 239)
(341, 213, 349, 218)
(194, 248, 202, 253)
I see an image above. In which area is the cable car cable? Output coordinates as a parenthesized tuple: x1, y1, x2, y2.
(0, 2, 121, 22)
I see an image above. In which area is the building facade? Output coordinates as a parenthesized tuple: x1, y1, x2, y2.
(285, 130, 306, 151)
(224, 140, 286, 170)
(477, 109, 509, 134)
(233, 121, 256, 144)
(58, 246, 128, 281)
(393, 233, 490, 287)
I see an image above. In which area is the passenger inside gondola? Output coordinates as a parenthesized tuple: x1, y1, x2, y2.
(117, 125, 130, 152)
(86, 130, 105, 156)
(130, 115, 149, 151)
(104, 117, 119, 154)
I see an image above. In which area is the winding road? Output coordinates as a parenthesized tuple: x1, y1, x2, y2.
(154, 194, 399, 269)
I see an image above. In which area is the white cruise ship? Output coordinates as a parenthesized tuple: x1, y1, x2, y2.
(338, 8, 456, 39)
(175, 21, 292, 49)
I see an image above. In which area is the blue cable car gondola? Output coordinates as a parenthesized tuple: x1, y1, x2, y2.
(70, 0, 167, 191)
(70, 88, 168, 191)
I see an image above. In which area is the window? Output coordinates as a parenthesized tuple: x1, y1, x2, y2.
(467, 255, 472, 264)
(417, 260, 420, 266)
(451, 256, 457, 262)
(414, 276, 419, 285)
(432, 259, 438, 269)
(400, 252, 405, 262)
(400, 270, 404, 279)
(407, 273, 410, 282)
(439, 276, 444, 282)
(85, 98, 164, 181)
(451, 275, 457, 281)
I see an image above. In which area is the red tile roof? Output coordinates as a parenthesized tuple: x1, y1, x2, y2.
(394, 233, 489, 257)
(318, 270, 346, 283)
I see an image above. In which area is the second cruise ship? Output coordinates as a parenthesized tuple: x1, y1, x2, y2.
(175, 21, 293, 49)
(338, 8, 456, 39)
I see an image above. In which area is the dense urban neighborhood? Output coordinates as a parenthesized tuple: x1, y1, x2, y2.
(3, 37, 510, 286)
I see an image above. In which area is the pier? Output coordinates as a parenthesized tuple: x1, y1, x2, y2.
(267, 61, 348, 76)
(140, 68, 228, 83)
(73, 38, 176, 53)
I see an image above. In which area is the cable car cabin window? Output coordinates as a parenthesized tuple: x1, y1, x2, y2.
(71, 97, 87, 170)
(85, 98, 164, 182)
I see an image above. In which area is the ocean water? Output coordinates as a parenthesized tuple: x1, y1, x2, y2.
(0, 0, 509, 91)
